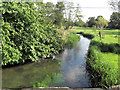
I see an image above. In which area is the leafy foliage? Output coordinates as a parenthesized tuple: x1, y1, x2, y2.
(87, 16, 108, 29)
(108, 12, 120, 29)
(96, 16, 108, 30)
(87, 17, 96, 27)
(65, 32, 80, 47)
(2, 2, 64, 66)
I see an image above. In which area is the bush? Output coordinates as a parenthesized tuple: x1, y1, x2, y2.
(65, 32, 80, 47)
(90, 40, 120, 54)
(2, 2, 64, 66)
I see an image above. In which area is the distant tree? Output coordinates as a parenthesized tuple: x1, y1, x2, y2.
(54, 2, 65, 28)
(74, 4, 83, 21)
(109, 12, 120, 29)
(74, 19, 85, 27)
(45, 2, 56, 24)
(63, 2, 83, 30)
(108, 0, 120, 12)
(73, 4, 84, 27)
(87, 17, 96, 27)
(63, 1, 74, 30)
(95, 16, 108, 30)
(95, 16, 108, 40)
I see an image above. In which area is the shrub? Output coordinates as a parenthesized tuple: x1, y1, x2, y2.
(2, 2, 64, 66)
(65, 32, 80, 47)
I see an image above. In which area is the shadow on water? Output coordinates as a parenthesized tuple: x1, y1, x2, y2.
(2, 35, 91, 88)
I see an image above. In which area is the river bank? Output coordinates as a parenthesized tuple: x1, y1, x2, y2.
(72, 27, 120, 89)
(2, 35, 90, 88)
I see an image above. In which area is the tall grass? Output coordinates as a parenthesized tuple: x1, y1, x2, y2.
(64, 32, 80, 48)
(87, 45, 119, 88)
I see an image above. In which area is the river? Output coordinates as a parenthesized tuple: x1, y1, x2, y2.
(2, 35, 91, 88)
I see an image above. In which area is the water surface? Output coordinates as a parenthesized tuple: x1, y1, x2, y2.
(53, 35, 91, 88)
(2, 35, 91, 88)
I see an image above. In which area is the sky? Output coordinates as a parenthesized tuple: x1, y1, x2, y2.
(43, 0, 114, 22)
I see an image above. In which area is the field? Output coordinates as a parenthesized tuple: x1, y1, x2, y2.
(71, 27, 120, 88)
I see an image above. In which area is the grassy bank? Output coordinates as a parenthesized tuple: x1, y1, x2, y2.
(57, 29, 80, 48)
(71, 26, 120, 88)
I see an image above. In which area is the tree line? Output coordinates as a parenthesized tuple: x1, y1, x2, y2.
(86, 12, 120, 29)
(43, 1, 83, 30)
(43, 1, 120, 29)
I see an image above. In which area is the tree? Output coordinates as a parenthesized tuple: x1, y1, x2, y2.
(54, 2, 65, 28)
(63, 2, 82, 29)
(95, 16, 108, 40)
(63, 1, 74, 29)
(108, 0, 120, 12)
(87, 17, 96, 27)
(45, 2, 56, 24)
(74, 19, 85, 27)
(74, 4, 84, 27)
(95, 16, 108, 30)
(109, 12, 120, 29)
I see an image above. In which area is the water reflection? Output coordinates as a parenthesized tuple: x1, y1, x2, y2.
(2, 60, 61, 88)
(55, 35, 91, 88)
(2, 35, 91, 88)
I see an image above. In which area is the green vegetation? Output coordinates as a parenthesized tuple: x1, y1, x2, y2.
(2, 0, 119, 89)
(2, 59, 62, 88)
(86, 16, 108, 29)
(65, 32, 80, 47)
(87, 46, 119, 88)
(109, 12, 120, 29)
(57, 29, 80, 48)
(40, 1, 84, 30)
(72, 26, 120, 88)
(33, 73, 58, 88)
(87, 17, 96, 27)
(2, 2, 80, 66)
(2, 2, 64, 66)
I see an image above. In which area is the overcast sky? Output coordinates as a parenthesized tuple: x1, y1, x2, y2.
(43, 0, 114, 22)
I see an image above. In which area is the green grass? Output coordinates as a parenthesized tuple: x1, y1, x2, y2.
(87, 46, 119, 88)
(65, 32, 80, 48)
(100, 53, 118, 67)
(72, 26, 92, 30)
(72, 27, 119, 44)
(72, 26, 120, 88)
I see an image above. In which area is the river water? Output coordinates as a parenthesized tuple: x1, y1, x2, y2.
(2, 35, 91, 88)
